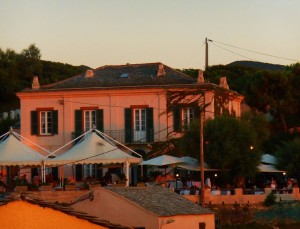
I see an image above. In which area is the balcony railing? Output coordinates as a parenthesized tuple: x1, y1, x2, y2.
(104, 129, 154, 144)
(72, 129, 154, 145)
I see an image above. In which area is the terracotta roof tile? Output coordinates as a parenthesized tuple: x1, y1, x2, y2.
(105, 186, 212, 216)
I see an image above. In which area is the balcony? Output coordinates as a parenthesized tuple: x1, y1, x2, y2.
(72, 129, 154, 145)
(104, 129, 154, 144)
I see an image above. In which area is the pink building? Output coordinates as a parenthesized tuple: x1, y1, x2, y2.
(73, 186, 215, 229)
(16, 62, 243, 183)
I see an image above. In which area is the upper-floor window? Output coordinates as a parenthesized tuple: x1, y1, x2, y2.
(173, 106, 199, 132)
(74, 108, 103, 139)
(40, 111, 52, 135)
(84, 110, 96, 132)
(31, 109, 58, 136)
(125, 107, 154, 143)
(182, 107, 195, 131)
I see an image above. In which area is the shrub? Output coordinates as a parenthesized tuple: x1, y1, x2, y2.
(264, 193, 276, 206)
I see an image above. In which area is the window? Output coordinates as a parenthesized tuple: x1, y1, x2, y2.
(199, 222, 206, 229)
(182, 107, 195, 131)
(84, 110, 96, 132)
(173, 106, 199, 132)
(134, 109, 146, 142)
(74, 109, 103, 138)
(40, 111, 52, 135)
(31, 110, 58, 136)
(125, 107, 154, 143)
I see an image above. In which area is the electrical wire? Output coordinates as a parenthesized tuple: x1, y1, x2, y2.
(210, 42, 255, 61)
(209, 39, 299, 62)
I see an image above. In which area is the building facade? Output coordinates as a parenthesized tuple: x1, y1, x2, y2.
(16, 62, 243, 182)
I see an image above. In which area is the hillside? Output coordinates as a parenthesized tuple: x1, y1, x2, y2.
(227, 61, 285, 71)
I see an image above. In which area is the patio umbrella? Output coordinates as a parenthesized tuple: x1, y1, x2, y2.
(140, 155, 184, 166)
(140, 155, 184, 179)
(177, 156, 219, 171)
(258, 164, 285, 173)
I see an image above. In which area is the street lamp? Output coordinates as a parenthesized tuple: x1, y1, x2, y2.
(175, 173, 179, 189)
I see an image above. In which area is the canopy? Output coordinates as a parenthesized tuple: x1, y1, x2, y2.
(45, 132, 141, 166)
(177, 163, 217, 171)
(140, 155, 184, 166)
(0, 134, 44, 166)
(177, 156, 219, 171)
(258, 164, 285, 173)
(261, 154, 277, 165)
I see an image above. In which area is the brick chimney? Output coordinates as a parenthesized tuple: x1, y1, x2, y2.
(219, 77, 229, 90)
(157, 64, 166, 77)
(197, 69, 204, 83)
(85, 69, 94, 78)
(32, 76, 40, 89)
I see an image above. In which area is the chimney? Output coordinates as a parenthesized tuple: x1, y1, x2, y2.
(197, 69, 204, 83)
(32, 76, 40, 89)
(157, 64, 166, 77)
(85, 69, 94, 78)
(219, 77, 229, 90)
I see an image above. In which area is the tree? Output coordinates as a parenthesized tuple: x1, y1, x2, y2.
(243, 70, 298, 133)
(204, 115, 262, 188)
(21, 43, 41, 60)
(19, 43, 42, 83)
(275, 137, 300, 185)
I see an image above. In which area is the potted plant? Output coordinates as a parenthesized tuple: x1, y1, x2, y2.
(14, 177, 28, 192)
(39, 182, 53, 191)
(64, 178, 77, 191)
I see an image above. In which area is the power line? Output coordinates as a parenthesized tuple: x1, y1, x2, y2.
(209, 39, 299, 62)
(210, 42, 255, 61)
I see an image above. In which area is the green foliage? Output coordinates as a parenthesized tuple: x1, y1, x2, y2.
(204, 115, 262, 186)
(275, 137, 300, 180)
(0, 117, 18, 135)
(264, 193, 276, 207)
(244, 69, 299, 132)
(0, 45, 90, 112)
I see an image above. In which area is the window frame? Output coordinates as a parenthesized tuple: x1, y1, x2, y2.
(182, 107, 195, 131)
(40, 110, 53, 135)
(83, 110, 96, 132)
(31, 108, 58, 136)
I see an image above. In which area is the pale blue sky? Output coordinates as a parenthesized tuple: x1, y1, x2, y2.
(1, 0, 299, 69)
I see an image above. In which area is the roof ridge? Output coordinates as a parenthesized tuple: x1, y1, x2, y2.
(93, 62, 163, 71)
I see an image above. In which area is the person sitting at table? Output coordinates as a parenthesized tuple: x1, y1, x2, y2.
(271, 178, 277, 190)
(21, 174, 28, 185)
(33, 172, 40, 187)
(287, 178, 293, 190)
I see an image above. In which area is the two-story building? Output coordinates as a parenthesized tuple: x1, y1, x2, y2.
(16, 62, 243, 183)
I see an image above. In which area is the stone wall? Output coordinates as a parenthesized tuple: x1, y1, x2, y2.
(183, 187, 300, 205)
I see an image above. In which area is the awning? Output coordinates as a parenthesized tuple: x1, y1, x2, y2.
(140, 155, 184, 166)
(258, 164, 285, 173)
(0, 133, 44, 166)
(261, 154, 277, 165)
(45, 132, 141, 166)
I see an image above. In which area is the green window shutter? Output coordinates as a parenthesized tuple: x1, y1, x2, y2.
(146, 108, 154, 142)
(52, 110, 58, 135)
(31, 111, 38, 135)
(96, 109, 104, 132)
(194, 106, 200, 120)
(125, 108, 132, 143)
(173, 107, 181, 132)
(74, 110, 82, 138)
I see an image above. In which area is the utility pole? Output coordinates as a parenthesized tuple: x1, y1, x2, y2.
(205, 37, 208, 70)
(200, 107, 205, 207)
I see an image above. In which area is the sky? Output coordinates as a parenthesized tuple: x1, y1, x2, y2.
(1, 0, 300, 70)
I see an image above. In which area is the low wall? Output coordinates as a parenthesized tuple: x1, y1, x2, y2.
(183, 187, 300, 205)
